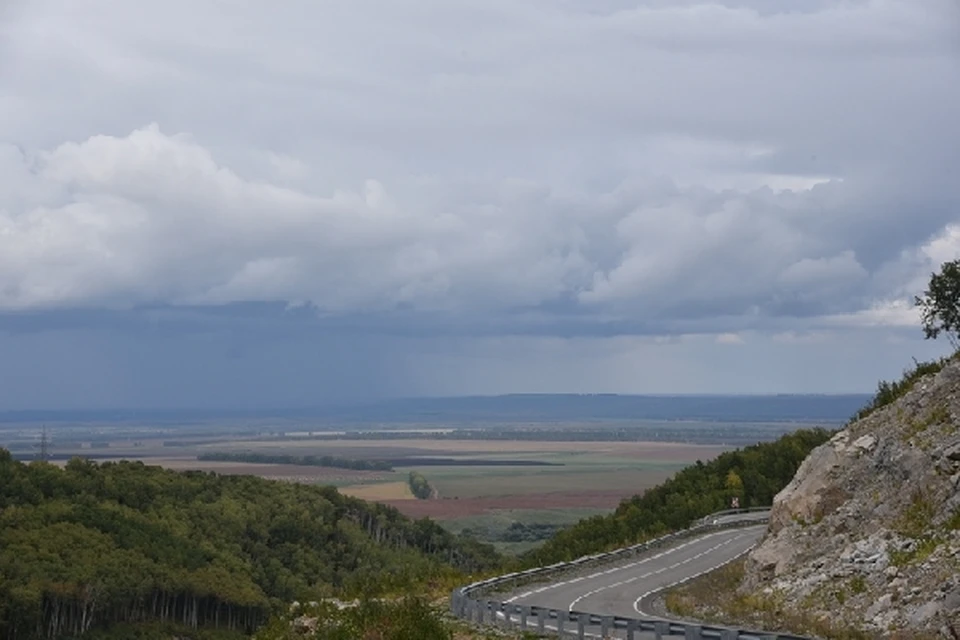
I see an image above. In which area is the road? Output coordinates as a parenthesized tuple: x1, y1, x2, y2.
(502, 524, 766, 627)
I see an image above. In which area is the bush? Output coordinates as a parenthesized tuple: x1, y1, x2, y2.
(848, 357, 952, 424)
(255, 598, 452, 640)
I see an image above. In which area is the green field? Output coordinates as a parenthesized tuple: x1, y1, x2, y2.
(440, 507, 612, 554)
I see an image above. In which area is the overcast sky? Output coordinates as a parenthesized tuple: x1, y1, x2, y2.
(0, 0, 958, 409)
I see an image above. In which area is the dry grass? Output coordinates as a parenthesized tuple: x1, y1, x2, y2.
(663, 560, 944, 640)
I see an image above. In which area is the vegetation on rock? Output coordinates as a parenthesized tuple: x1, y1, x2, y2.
(847, 356, 952, 425)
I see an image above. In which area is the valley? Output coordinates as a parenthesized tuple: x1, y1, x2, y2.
(1, 400, 859, 556)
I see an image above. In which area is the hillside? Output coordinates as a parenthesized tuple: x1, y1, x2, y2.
(0, 451, 499, 640)
(523, 427, 832, 565)
(731, 358, 960, 637)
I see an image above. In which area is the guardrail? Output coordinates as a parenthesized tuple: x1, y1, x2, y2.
(694, 507, 772, 526)
(450, 509, 814, 640)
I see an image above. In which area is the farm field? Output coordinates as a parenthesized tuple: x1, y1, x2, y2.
(91, 456, 393, 486)
(201, 438, 727, 503)
(41, 436, 729, 553)
(337, 481, 415, 501)
(2, 396, 862, 555)
(213, 438, 729, 553)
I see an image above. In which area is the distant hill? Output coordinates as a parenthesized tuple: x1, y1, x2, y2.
(0, 394, 872, 426)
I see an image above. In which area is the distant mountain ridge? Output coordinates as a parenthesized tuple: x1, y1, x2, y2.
(0, 394, 872, 425)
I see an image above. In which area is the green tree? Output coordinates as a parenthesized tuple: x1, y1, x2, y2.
(0, 451, 499, 640)
(916, 258, 960, 348)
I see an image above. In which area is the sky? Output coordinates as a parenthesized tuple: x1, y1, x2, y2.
(0, 0, 958, 409)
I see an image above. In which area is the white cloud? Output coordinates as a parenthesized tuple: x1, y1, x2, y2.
(0, 0, 958, 403)
(821, 299, 920, 329)
(0, 119, 955, 335)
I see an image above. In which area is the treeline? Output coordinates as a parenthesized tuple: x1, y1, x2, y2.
(0, 450, 499, 640)
(408, 471, 433, 500)
(198, 451, 393, 472)
(524, 428, 833, 565)
(276, 425, 830, 446)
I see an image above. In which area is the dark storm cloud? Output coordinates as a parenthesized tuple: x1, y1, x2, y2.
(0, 0, 957, 403)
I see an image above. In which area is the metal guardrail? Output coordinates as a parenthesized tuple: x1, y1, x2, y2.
(694, 507, 773, 526)
(450, 509, 815, 640)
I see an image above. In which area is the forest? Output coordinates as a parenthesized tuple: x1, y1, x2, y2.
(0, 451, 497, 640)
(524, 427, 833, 565)
(407, 471, 433, 500)
(0, 426, 839, 639)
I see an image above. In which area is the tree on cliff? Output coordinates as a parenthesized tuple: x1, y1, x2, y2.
(916, 258, 960, 348)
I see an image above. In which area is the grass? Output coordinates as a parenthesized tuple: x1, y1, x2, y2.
(429, 466, 677, 499)
(895, 489, 938, 539)
(663, 559, 878, 639)
(849, 356, 952, 425)
(947, 508, 960, 531)
(439, 507, 610, 554)
(902, 402, 953, 447)
(849, 575, 867, 595)
(338, 481, 416, 500)
(889, 536, 941, 568)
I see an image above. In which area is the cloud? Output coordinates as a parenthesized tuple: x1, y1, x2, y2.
(0, 118, 956, 337)
(0, 0, 958, 404)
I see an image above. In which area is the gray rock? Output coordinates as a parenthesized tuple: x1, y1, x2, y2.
(865, 593, 893, 619)
(909, 601, 942, 625)
(944, 443, 960, 461)
(739, 358, 960, 637)
(853, 434, 878, 453)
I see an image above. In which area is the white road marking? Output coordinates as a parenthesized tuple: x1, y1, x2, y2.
(567, 531, 750, 611)
(505, 529, 734, 604)
(632, 541, 759, 617)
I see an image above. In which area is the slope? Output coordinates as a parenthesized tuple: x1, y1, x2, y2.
(737, 356, 960, 637)
(0, 451, 499, 640)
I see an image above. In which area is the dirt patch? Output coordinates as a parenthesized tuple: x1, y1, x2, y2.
(381, 491, 628, 519)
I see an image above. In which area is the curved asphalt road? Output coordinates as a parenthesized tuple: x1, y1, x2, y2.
(504, 524, 766, 624)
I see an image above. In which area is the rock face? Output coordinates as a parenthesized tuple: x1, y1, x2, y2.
(742, 360, 960, 638)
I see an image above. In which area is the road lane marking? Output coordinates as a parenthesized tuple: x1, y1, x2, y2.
(506, 526, 763, 610)
(567, 531, 750, 611)
(632, 539, 759, 617)
(504, 529, 740, 604)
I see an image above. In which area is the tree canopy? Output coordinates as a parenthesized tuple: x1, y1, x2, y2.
(523, 428, 833, 565)
(916, 258, 960, 347)
(0, 451, 498, 640)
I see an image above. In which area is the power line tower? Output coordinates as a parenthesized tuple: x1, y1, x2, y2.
(38, 425, 50, 462)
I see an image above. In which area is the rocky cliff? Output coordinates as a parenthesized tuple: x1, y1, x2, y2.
(742, 359, 960, 638)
